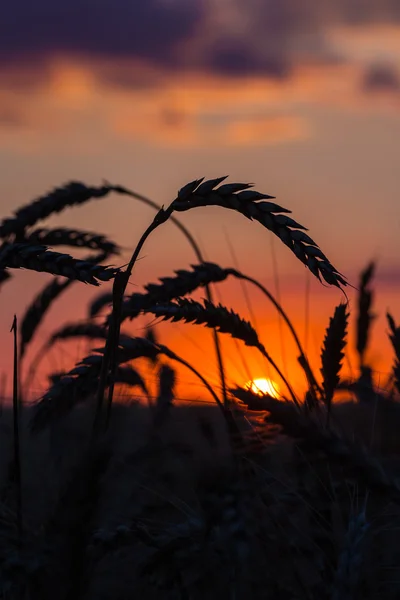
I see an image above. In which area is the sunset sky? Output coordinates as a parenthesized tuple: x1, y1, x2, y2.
(1, 0, 399, 402)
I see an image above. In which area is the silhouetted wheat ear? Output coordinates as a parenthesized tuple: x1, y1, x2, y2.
(0, 181, 128, 238)
(46, 322, 107, 348)
(387, 312, 400, 394)
(143, 297, 260, 348)
(30, 336, 159, 430)
(30, 358, 148, 431)
(20, 278, 72, 359)
(120, 262, 231, 322)
(153, 364, 176, 428)
(356, 261, 375, 367)
(0, 243, 119, 284)
(88, 291, 113, 318)
(24, 227, 120, 255)
(321, 303, 349, 414)
(20, 250, 112, 361)
(171, 177, 347, 289)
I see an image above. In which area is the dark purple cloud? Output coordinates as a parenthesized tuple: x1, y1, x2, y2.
(375, 265, 400, 289)
(1, 0, 400, 86)
(202, 38, 290, 78)
(363, 64, 400, 93)
(0, 0, 204, 66)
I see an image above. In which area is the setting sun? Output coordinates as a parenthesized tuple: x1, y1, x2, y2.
(245, 378, 281, 398)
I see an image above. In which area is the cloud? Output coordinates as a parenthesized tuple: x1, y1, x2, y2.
(375, 265, 400, 288)
(112, 101, 308, 147)
(0, 0, 204, 67)
(363, 63, 400, 92)
(0, 105, 27, 129)
(3, 0, 400, 87)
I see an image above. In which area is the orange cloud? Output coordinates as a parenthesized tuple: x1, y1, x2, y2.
(0, 46, 400, 154)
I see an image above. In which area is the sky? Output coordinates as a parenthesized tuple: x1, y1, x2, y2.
(0, 0, 399, 402)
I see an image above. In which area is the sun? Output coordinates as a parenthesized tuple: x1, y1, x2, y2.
(245, 378, 281, 398)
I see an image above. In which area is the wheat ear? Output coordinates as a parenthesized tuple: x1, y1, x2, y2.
(387, 312, 400, 394)
(0, 243, 119, 284)
(19, 250, 113, 363)
(46, 322, 107, 348)
(0, 181, 129, 238)
(144, 297, 299, 405)
(24, 227, 120, 255)
(356, 262, 375, 369)
(171, 177, 347, 289)
(19, 278, 72, 360)
(88, 291, 113, 318)
(321, 303, 349, 425)
(30, 358, 148, 432)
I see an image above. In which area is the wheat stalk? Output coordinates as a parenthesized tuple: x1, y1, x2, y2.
(0, 243, 119, 284)
(24, 227, 120, 256)
(41, 441, 112, 598)
(332, 507, 369, 600)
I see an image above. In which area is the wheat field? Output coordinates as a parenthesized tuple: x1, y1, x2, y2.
(0, 177, 399, 599)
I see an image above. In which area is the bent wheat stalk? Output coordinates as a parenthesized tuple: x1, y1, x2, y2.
(101, 176, 346, 416)
(106, 183, 229, 415)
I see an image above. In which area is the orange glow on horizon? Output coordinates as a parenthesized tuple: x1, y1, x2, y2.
(246, 378, 281, 399)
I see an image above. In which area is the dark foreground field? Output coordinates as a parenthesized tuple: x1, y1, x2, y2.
(1, 395, 400, 599)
